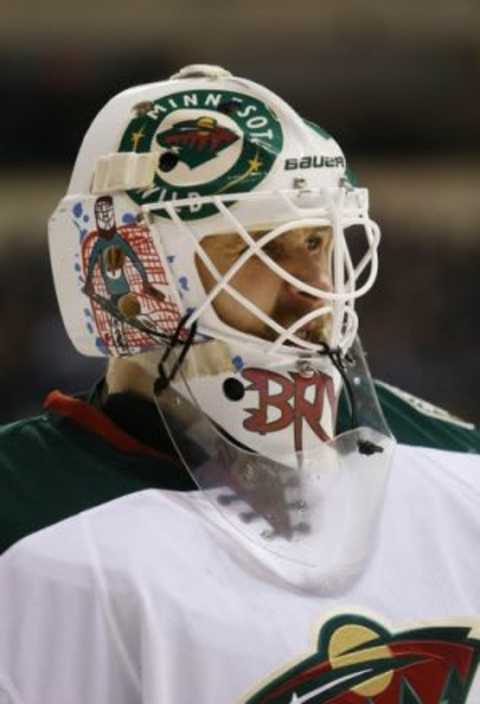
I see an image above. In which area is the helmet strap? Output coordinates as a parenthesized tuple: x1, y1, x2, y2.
(318, 342, 383, 456)
(154, 313, 198, 395)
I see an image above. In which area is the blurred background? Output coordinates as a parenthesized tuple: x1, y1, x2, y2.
(1, 0, 479, 424)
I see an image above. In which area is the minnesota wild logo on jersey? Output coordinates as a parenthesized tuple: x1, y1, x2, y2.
(245, 614, 480, 703)
(119, 89, 283, 220)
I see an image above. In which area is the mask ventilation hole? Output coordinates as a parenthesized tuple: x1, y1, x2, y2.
(223, 377, 245, 401)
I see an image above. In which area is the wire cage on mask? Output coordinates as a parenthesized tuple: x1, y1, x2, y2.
(49, 184, 380, 361)
(141, 184, 380, 357)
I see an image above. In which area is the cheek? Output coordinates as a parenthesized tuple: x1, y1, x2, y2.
(230, 259, 282, 313)
(195, 254, 215, 295)
(210, 289, 265, 335)
(196, 255, 283, 334)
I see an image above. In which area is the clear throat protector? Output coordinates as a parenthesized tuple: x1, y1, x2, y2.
(153, 337, 395, 578)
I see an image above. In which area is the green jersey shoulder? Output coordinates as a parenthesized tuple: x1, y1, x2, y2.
(374, 380, 480, 454)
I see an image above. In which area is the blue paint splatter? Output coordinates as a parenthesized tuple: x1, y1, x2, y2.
(95, 337, 108, 355)
(167, 255, 176, 263)
(74, 263, 81, 272)
(84, 308, 92, 317)
(80, 228, 88, 240)
(185, 306, 196, 317)
(73, 202, 83, 218)
(83, 214, 90, 223)
(178, 276, 189, 291)
(232, 355, 244, 371)
(87, 323, 94, 334)
(122, 212, 136, 224)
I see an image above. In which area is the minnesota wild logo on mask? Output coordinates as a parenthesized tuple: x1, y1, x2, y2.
(119, 89, 283, 220)
(156, 116, 240, 170)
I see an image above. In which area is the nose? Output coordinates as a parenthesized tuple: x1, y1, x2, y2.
(286, 260, 332, 297)
(315, 271, 332, 294)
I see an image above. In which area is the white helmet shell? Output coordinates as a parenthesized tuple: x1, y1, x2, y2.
(49, 64, 379, 361)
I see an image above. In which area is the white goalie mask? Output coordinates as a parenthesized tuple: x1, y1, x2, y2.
(49, 64, 395, 576)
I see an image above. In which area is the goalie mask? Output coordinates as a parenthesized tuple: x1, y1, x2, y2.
(49, 64, 395, 574)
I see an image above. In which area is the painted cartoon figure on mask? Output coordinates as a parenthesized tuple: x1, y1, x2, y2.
(82, 196, 172, 354)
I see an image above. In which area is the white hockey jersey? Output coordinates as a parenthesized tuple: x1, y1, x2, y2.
(0, 442, 480, 703)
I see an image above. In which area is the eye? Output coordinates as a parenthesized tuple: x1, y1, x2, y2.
(305, 233, 323, 251)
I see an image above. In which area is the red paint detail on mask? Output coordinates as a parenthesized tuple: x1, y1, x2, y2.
(241, 368, 337, 453)
(164, 127, 238, 154)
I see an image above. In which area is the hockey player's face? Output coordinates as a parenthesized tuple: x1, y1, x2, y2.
(196, 226, 333, 344)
